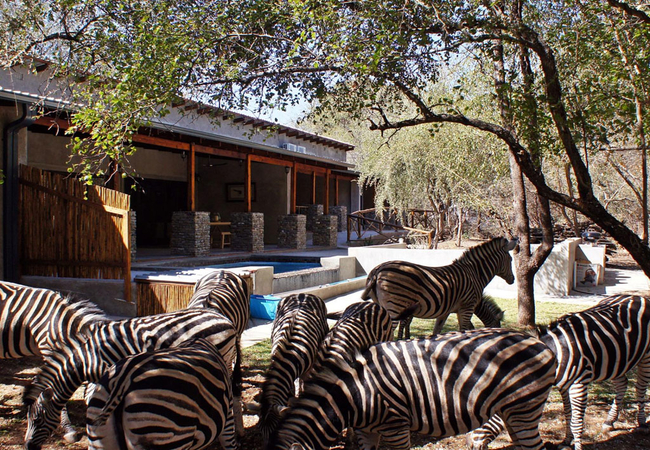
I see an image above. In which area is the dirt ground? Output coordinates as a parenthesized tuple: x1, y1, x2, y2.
(1, 247, 649, 449)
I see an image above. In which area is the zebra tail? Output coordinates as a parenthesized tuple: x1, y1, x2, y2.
(395, 303, 419, 321)
(360, 268, 378, 301)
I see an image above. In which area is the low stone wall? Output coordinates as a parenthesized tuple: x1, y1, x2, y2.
(306, 204, 323, 231)
(277, 214, 306, 249)
(328, 206, 347, 232)
(232, 212, 264, 252)
(313, 214, 338, 247)
(171, 211, 210, 256)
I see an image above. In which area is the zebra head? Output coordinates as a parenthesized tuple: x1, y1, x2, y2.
(495, 238, 517, 285)
(24, 388, 60, 450)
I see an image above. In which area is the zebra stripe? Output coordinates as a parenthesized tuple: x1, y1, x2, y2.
(258, 293, 329, 444)
(1, 281, 108, 443)
(86, 338, 238, 450)
(187, 270, 250, 436)
(399, 294, 505, 340)
(24, 308, 237, 450)
(313, 301, 392, 370)
(0, 281, 107, 358)
(361, 237, 516, 338)
(470, 294, 650, 450)
(268, 328, 556, 450)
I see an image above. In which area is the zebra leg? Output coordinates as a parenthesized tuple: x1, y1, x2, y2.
(233, 341, 245, 437)
(560, 388, 574, 447)
(218, 402, 239, 450)
(567, 383, 589, 450)
(635, 356, 650, 429)
(431, 312, 451, 336)
(457, 308, 475, 331)
(396, 317, 412, 340)
(603, 375, 628, 431)
(467, 414, 505, 449)
(60, 406, 79, 443)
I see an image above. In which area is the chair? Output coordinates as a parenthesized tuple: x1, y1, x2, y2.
(220, 230, 232, 249)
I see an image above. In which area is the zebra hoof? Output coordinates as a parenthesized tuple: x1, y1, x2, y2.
(63, 430, 80, 443)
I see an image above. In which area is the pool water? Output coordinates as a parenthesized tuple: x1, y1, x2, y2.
(207, 261, 320, 274)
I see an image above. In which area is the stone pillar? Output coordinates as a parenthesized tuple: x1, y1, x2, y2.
(171, 211, 210, 256)
(328, 206, 347, 232)
(129, 211, 137, 260)
(278, 214, 307, 249)
(232, 212, 264, 252)
(306, 204, 323, 231)
(313, 215, 338, 247)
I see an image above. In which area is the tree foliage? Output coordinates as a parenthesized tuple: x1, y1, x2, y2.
(4, 0, 650, 274)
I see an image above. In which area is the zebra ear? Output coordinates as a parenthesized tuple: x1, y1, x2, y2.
(504, 238, 518, 251)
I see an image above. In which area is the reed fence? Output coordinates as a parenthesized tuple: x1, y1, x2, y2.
(18, 165, 132, 301)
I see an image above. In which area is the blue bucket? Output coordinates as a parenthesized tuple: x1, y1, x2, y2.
(250, 295, 281, 320)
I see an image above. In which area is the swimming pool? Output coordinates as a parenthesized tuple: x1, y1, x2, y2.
(206, 261, 321, 274)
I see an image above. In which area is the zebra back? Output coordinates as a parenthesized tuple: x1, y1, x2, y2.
(471, 294, 650, 450)
(539, 294, 650, 388)
(269, 329, 556, 450)
(86, 338, 238, 450)
(313, 301, 392, 370)
(360, 237, 516, 336)
(187, 270, 250, 336)
(24, 308, 237, 449)
(0, 281, 108, 358)
(258, 293, 329, 443)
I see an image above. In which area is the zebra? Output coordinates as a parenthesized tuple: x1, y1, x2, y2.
(0, 281, 108, 442)
(23, 308, 237, 450)
(86, 338, 238, 450)
(313, 301, 393, 370)
(266, 328, 557, 450)
(187, 269, 250, 436)
(468, 293, 650, 450)
(361, 237, 517, 338)
(255, 293, 329, 445)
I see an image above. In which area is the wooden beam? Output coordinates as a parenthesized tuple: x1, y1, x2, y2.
(246, 154, 252, 212)
(325, 169, 331, 212)
(335, 176, 339, 206)
(295, 162, 328, 175)
(249, 153, 292, 167)
(291, 162, 297, 214)
(311, 171, 316, 204)
(192, 143, 246, 160)
(132, 134, 190, 151)
(188, 144, 196, 211)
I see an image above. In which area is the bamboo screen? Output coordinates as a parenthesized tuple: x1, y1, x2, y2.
(19, 165, 132, 301)
(136, 274, 254, 317)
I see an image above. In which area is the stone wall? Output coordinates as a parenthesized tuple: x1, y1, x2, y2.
(232, 212, 264, 252)
(306, 204, 323, 231)
(170, 211, 210, 256)
(278, 214, 307, 249)
(313, 214, 338, 247)
(328, 206, 347, 232)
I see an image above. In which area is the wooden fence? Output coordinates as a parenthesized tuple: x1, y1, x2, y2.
(19, 165, 132, 301)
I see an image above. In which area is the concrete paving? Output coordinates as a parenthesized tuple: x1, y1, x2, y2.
(240, 265, 650, 348)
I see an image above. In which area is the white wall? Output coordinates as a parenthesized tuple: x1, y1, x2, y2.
(348, 239, 608, 297)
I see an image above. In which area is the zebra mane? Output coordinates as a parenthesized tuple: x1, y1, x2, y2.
(454, 237, 505, 264)
(59, 291, 110, 322)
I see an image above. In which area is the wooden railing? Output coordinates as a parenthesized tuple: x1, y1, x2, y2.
(347, 208, 434, 248)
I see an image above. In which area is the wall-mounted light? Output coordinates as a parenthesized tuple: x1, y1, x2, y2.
(181, 151, 187, 160)
(285, 166, 290, 174)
